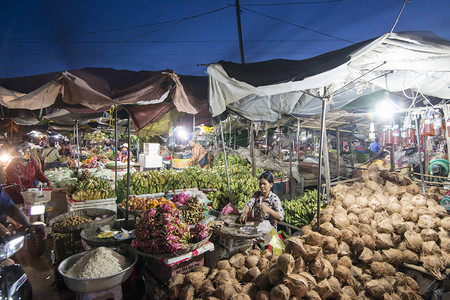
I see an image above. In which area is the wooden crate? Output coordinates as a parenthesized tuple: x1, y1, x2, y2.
(145, 253, 205, 284)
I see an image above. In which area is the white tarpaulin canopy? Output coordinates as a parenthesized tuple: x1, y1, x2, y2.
(207, 32, 450, 122)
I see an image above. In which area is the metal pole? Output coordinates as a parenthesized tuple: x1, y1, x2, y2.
(316, 99, 327, 231)
(337, 127, 341, 177)
(114, 106, 118, 189)
(219, 120, 232, 203)
(390, 145, 395, 172)
(414, 114, 426, 194)
(322, 126, 331, 200)
(289, 128, 293, 200)
(265, 123, 269, 156)
(249, 121, 256, 177)
(235, 0, 245, 64)
(75, 120, 80, 169)
(229, 118, 232, 148)
(125, 115, 131, 221)
(349, 130, 355, 169)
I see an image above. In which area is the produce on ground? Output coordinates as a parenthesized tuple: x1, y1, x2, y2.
(67, 170, 115, 201)
(118, 196, 175, 213)
(182, 196, 206, 225)
(66, 247, 127, 279)
(53, 215, 92, 227)
(171, 171, 446, 299)
(132, 204, 191, 254)
(282, 189, 324, 228)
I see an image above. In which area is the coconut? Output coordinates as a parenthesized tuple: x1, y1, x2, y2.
(376, 233, 394, 249)
(262, 249, 272, 259)
(277, 253, 295, 276)
(332, 213, 350, 230)
(180, 285, 195, 300)
(328, 276, 342, 297)
(243, 267, 261, 282)
(404, 230, 423, 253)
(268, 266, 284, 285)
(299, 271, 317, 289)
(361, 234, 376, 250)
(340, 229, 355, 244)
(381, 249, 403, 266)
(359, 247, 374, 264)
(302, 245, 322, 262)
(402, 249, 420, 264)
(184, 272, 205, 290)
(198, 280, 215, 298)
(422, 241, 441, 256)
(370, 262, 386, 278)
(230, 253, 246, 268)
(284, 237, 306, 258)
(324, 253, 338, 268)
(315, 279, 332, 299)
(320, 223, 341, 239)
(230, 294, 251, 300)
(384, 262, 396, 276)
(241, 283, 259, 298)
(285, 274, 308, 297)
(169, 273, 185, 288)
(365, 280, 385, 298)
(255, 291, 270, 300)
(217, 260, 232, 271)
(359, 224, 373, 236)
(320, 214, 333, 224)
(341, 286, 357, 298)
(334, 265, 352, 284)
(322, 236, 338, 253)
(441, 217, 450, 232)
(293, 256, 306, 273)
(350, 237, 365, 253)
(236, 266, 249, 281)
(270, 284, 290, 300)
(337, 241, 351, 256)
(350, 266, 363, 280)
(249, 249, 261, 257)
(418, 215, 437, 229)
(406, 184, 420, 195)
(192, 266, 210, 276)
(257, 257, 270, 273)
(348, 205, 363, 216)
(373, 251, 383, 262)
(310, 256, 327, 279)
(338, 256, 352, 268)
(377, 218, 394, 233)
(347, 213, 359, 226)
(214, 270, 231, 286)
(245, 255, 260, 268)
(305, 232, 324, 247)
(214, 284, 237, 300)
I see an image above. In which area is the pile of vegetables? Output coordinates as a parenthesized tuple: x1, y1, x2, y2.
(118, 196, 175, 213)
(170, 170, 448, 299)
(132, 204, 191, 254)
(282, 189, 323, 228)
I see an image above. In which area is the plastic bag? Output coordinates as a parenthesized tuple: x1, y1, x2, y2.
(220, 202, 240, 216)
(268, 227, 285, 255)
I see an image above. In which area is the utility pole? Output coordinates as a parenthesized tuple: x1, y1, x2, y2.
(235, 0, 245, 64)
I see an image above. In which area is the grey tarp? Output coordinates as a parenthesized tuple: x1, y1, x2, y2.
(207, 32, 450, 122)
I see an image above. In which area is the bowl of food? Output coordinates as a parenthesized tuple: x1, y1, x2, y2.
(57, 245, 137, 293)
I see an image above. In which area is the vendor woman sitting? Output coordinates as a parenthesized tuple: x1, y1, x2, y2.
(239, 171, 284, 229)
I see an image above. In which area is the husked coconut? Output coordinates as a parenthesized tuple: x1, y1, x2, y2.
(441, 217, 450, 232)
(315, 279, 332, 299)
(277, 254, 295, 276)
(268, 266, 284, 285)
(359, 224, 373, 236)
(214, 284, 237, 300)
(373, 251, 383, 262)
(350, 265, 363, 280)
(337, 241, 351, 256)
(404, 230, 423, 253)
(418, 215, 437, 229)
(230, 253, 246, 268)
(257, 257, 270, 273)
(254, 273, 270, 291)
(304, 290, 321, 300)
(328, 276, 342, 297)
(305, 232, 324, 247)
(284, 237, 306, 258)
(347, 213, 359, 225)
(377, 218, 394, 233)
(406, 184, 420, 195)
(214, 270, 231, 286)
(236, 267, 249, 281)
(245, 255, 259, 268)
(183, 272, 206, 290)
(286, 274, 308, 297)
(334, 265, 352, 284)
(340, 229, 355, 245)
(324, 253, 338, 268)
(217, 260, 232, 271)
(322, 236, 338, 253)
(255, 291, 270, 300)
(270, 284, 290, 300)
(198, 280, 215, 298)
(376, 233, 394, 249)
(350, 237, 365, 253)
(241, 283, 259, 298)
(249, 249, 262, 257)
(361, 234, 376, 250)
(292, 256, 306, 273)
(302, 245, 322, 262)
(422, 241, 441, 256)
(370, 262, 386, 278)
(230, 294, 251, 300)
(381, 249, 403, 266)
(332, 213, 350, 230)
(243, 267, 261, 282)
(179, 285, 195, 300)
(359, 247, 374, 264)
(402, 250, 420, 264)
(338, 256, 353, 268)
(299, 272, 317, 289)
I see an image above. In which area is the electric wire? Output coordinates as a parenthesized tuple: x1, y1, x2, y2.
(390, 0, 408, 34)
(3, 6, 231, 42)
(241, 6, 354, 44)
(241, 1, 341, 6)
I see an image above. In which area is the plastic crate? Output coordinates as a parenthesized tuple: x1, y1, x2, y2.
(218, 236, 252, 252)
(67, 197, 118, 212)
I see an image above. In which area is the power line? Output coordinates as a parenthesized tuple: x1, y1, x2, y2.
(3, 6, 231, 42)
(0, 7, 231, 70)
(390, 0, 408, 34)
(241, 1, 341, 6)
(241, 7, 354, 44)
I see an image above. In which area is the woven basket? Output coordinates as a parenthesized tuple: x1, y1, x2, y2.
(80, 219, 136, 248)
(49, 208, 116, 233)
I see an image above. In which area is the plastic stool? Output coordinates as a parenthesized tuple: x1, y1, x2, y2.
(77, 285, 122, 300)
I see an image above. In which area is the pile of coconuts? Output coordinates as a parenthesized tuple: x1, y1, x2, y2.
(169, 170, 449, 299)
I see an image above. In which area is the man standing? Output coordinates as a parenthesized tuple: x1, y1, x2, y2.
(369, 138, 382, 154)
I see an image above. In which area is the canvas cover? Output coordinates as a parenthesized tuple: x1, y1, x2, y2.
(207, 32, 450, 122)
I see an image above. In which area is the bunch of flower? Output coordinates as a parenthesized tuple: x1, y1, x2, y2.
(131, 204, 190, 254)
